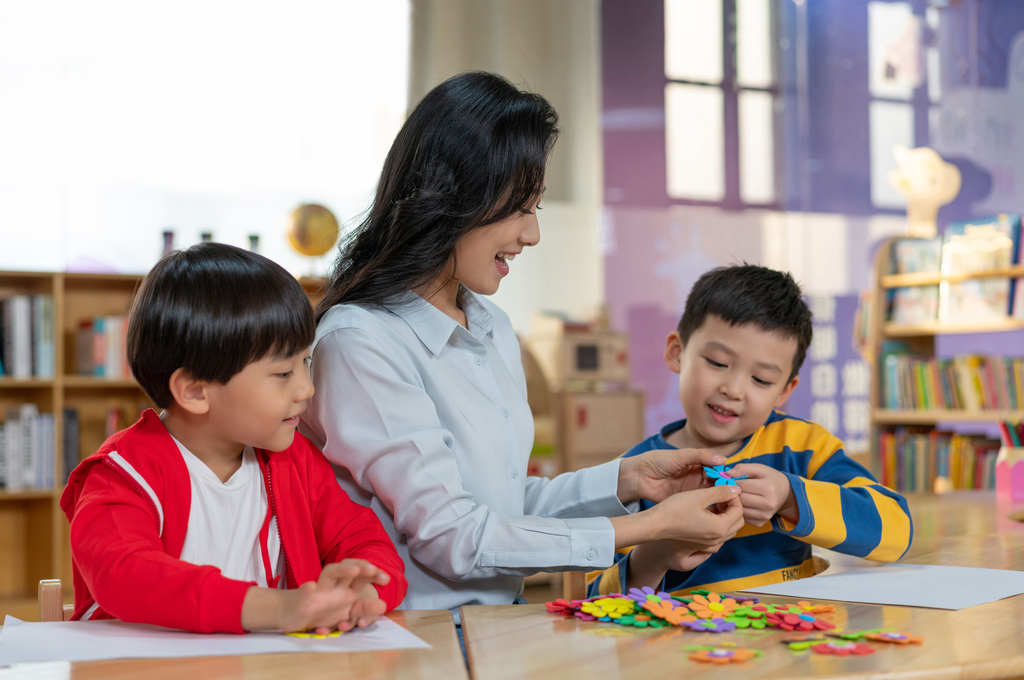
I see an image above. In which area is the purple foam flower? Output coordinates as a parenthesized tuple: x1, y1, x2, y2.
(681, 617, 737, 633)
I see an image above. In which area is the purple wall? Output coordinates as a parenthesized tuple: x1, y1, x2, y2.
(601, 0, 1024, 437)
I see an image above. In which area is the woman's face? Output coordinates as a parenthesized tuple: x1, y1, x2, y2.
(452, 192, 543, 296)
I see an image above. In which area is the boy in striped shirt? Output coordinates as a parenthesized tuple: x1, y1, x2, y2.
(588, 265, 912, 597)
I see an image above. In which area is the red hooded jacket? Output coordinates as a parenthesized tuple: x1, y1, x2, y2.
(60, 409, 407, 634)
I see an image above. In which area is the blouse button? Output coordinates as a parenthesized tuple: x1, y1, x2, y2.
(586, 550, 596, 560)
(511, 468, 518, 479)
(474, 356, 483, 366)
(502, 407, 510, 418)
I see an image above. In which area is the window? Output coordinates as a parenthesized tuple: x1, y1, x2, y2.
(664, 0, 779, 208)
(0, 1, 411, 274)
(867, 1, 931, 210)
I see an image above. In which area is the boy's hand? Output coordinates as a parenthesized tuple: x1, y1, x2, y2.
(627, 540, 717, 590)
(618, 448, 728, 504)
(727, 463, 799, 527)
(651, 485, 745, 550)
(281, 559, 390, 634)
(243, 559, 390, 634)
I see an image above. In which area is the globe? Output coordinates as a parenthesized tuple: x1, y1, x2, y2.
(286, 204, 339, 257)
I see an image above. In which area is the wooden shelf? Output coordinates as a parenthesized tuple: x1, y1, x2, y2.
(884, 318, 1024, 337)
(873, 409, 1024, 425)
(0, 489, 55, 501)
(880, 265, 1024, 289)
(62, 375, 138, 388)
(0, 378, 54, 388)
(0, 595, 41, 622)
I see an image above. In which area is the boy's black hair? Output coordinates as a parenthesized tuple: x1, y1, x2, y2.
(127, 243, 314, 408)
(677, 264, 813, 380)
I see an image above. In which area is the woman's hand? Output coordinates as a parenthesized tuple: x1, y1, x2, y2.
(617, 448, 727, 504)
(610, 484, 745, 551)
(728, 463, 799, 527)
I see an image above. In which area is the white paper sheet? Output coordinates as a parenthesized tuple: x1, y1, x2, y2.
(0, 615, 430, 665)
(739, 564, 1024, 610)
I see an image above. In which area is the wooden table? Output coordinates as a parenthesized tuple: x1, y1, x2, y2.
(0, 610, 468, 680)
(461, 492, 1024, 680)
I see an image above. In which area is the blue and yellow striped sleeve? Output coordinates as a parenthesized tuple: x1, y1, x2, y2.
(770, 428, 912, 562)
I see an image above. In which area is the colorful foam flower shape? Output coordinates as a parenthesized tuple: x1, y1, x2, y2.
(704, 464, 749, 486)
(688, 592, 739, 619)
(641, 600, 691, 625)
(681, 617, 737, 633)
(615, 613, 654, 627)
(725, 616, 767, 630)
(827, 628, 889, 641)
(687, 647, 760, 664)
(794, 600, 835, 614)
(627, 586, 673, 605)
(731, 605, 766, 620)
(766, 611, 836, 632)
(811, 640, 875, 656)
(864, 631, 924, 645)
(580, 597, 635, 620)
(545, 598, 574, 615)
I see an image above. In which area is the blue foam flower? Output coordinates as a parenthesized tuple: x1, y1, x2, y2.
(703, 464, 749, 486)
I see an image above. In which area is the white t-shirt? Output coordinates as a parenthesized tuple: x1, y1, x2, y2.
(172, 436, 285, 587)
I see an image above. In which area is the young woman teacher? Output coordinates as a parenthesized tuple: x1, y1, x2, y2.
(302, 72, 744, 618)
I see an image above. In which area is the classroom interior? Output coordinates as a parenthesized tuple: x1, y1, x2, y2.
(2, 0, 1024, 678)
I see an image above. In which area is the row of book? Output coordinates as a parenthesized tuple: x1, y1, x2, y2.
(881, 352, 1024, 411)
(0, 405, 143, 491)
(0, 405, 56, 490)
(876, 428, 1000, 492)
(0, 295, 55, 378)
(889, 213, 1024, 323)
(75, 315, 131, 378)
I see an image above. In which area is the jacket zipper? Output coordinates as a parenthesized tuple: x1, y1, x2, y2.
(261, 452, 294, 589)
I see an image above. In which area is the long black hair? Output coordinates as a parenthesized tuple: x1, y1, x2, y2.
(314, 71, 559, 321)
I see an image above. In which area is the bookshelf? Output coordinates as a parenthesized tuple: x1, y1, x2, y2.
(0, 270, 325, 620)
(869, 239, 1024, 492)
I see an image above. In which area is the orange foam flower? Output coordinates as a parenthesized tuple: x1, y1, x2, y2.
(689, 647, 758, 664)
(795, 600, 835, 614)
(688, 593, 739, 619)
(864, 631, 924, 645)
(642, 600, 693, 625)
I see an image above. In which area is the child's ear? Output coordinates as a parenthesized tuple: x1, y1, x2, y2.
(773, 375, 800, 409)
(663, 331, 684, 374)
(168, 368, 211, 415)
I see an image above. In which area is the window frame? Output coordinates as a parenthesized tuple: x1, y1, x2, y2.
(664, 0, 783, 210)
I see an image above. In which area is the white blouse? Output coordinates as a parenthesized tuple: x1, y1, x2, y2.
(301, 287, 628, 619)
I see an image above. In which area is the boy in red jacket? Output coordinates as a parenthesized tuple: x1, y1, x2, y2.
(61, 243, 407, 634)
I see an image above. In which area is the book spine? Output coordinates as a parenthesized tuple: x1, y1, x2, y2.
(19, 403, 38, 488)
(75, 321, 94, 375)
(2, 299, 11, 377)
(4, 413, 21, 491)
(12, 296, 32, 378)
(0, 419, 5, 488)
(34, 296, 54, 378)
(92, 317, 106, 377)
